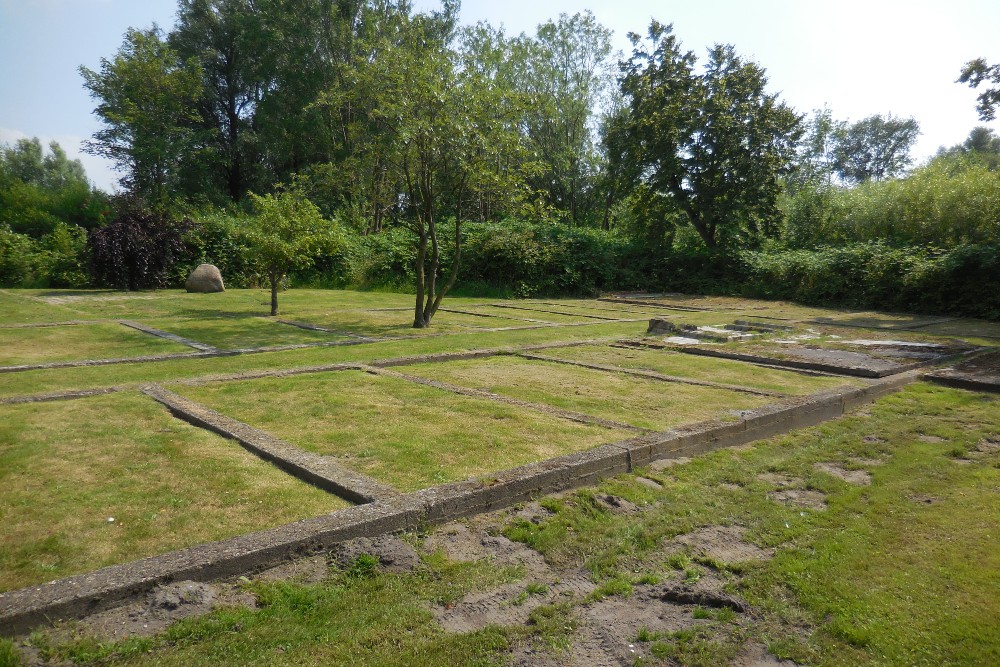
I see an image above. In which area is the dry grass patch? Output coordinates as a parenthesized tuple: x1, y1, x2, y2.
(399, 356, 769, 431)
(175, 371, 630, 492)
(0, 392, 343, 592)
(137, 316, 347, 349)
(0, 290, 88, 324)
(0, 322, 191, 366)
(537, 344, 863, 395)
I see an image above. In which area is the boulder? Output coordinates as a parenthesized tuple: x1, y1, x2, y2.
(647, 317, 679, 335)
(185, 264, 225, 293)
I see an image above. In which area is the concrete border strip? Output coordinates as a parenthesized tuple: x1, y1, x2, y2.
(0, 387, 123, 406)
(609, 341, 846, 378)
(0, 370, 924, 636)
(118, 320, 220, 352)
(358, 364, 648, 433)
(643, 343, 913, 378)
(141, 384, 399, 504)
(516, 352, 788, 398)
(0, 321, 89, 329)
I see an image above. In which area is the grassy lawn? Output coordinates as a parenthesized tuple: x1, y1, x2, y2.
(535, 343, 865, 395)
(0, 290, 90, 325)
(0, 323, 191, 366)
(3, 288, 1000, 666)
(504, 382, 1000, 665)
(25, 383, 1000, 666)
(399, 355, 769, 431)
(0, 392, 344, 592)
(174, 371, 630, 491)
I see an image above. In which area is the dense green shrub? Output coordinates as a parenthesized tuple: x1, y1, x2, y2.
(737, 243, 1000, 319)
(0, 223, 89, 288)
(784, 157, 1000, 249)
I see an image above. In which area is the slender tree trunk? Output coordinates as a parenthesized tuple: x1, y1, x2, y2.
(270, 273, 280, 316)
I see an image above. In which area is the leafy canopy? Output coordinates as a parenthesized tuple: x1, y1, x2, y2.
(607, 21, 802, 248)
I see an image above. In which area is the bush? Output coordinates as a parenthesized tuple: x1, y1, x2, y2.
(88, 197, 193, 290)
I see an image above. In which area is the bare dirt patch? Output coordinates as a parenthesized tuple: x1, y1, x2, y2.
(38, 580, 255, 645)
(649, 456, 692, 471)
(330, 535, 420, 573)
(814, 462, 873, 486)
(918, 434, 946, 443)
(767, 489, 828, 511)
(732, 642, 799, 666)
(667, 525, 773, 565)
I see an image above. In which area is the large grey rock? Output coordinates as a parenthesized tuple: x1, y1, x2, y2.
(185, 264, 225, 293)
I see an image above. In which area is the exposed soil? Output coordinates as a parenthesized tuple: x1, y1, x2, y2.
(666, 525, 773, 565)
(767, 489, 828, 511)
(814, 462, 873, 486)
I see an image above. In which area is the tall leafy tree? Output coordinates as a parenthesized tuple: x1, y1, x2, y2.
(831, 114, 920, 184)
(80, 28, 203, 207)
(516, 11, 615, 225)
(170, 0, 268, 203)
(607, 21, 801, 248)
(351, 2, 531, 327)
(959, 58, 1000, 121)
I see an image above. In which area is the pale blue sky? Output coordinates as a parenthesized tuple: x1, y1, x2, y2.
(2, 0, 998, 191)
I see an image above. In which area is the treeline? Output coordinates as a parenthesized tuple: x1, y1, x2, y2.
(3, 0, 1000, 321)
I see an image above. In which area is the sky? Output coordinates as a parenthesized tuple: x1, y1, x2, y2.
(2, 0, 999, 191)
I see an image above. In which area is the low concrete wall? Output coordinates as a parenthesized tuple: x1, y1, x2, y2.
(0, 370, 923, 636)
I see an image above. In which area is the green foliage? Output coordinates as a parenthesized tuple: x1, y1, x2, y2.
(831, 114, 920, 184)
(959, 57, 1000, 121)
(607, 21, 802, 248)
(88, 197, 194, 290)
(0, 638, 20, 667)
(0, 137, 106, 238)
(244, 186, 342, 315)
(785, 156, 1000, 248)
(80, 27, 203, 206)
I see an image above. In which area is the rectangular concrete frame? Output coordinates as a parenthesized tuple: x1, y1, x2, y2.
(0, 370, 924, 636)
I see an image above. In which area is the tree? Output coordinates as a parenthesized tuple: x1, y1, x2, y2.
(170, 0, 268, 203)
(936, 126, 1000, 170)
(245, 187, 334, 316)
(831, 114, 920, 184)
(959, 58, 1000, 121)
(607, 21, 801, 248)
(0, 138, 103, 237)
(350, 3, 531, 327)
(80, 27, 203, 207)
(515, 11, 616, 225)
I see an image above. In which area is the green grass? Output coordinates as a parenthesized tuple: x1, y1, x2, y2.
(398, 356, 769, 430)
(536, 344, 864, 395)
(0, 392, 344, 591)
(35, 554, 523, 667)
(175, 371, 629, 491)
(501, 383, 1000, 665)
(0, 289, 91, 324)
(0, 319, 644, 399)
(138, 316, 346, 349)
(0, 322, 191, 366)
